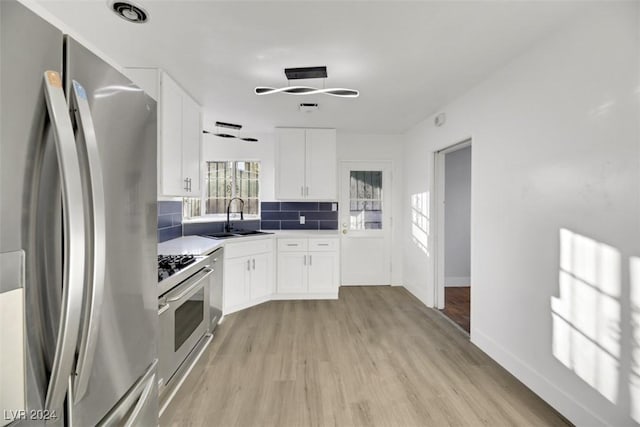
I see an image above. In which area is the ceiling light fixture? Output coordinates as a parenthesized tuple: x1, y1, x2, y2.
(110, 1, 149, 23)
(255, 66, 359, 98)
(203, 121, 259, 143)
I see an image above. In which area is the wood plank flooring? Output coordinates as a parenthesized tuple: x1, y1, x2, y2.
(441, 286, 471, 333)
(161, 286, 569, 427)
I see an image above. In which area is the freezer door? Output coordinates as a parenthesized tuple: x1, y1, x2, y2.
(94, 360, 159, 427)
(0, 2, 67, 426)
(64, 37, 158, 426)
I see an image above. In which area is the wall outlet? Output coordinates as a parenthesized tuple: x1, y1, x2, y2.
(299, 215, 305, 225)
(332, 203, 337, 211)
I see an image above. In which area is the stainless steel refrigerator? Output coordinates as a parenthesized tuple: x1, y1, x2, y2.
(0, 1, 158, 425)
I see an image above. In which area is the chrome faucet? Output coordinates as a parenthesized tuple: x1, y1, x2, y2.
(225, 197, 245, 232)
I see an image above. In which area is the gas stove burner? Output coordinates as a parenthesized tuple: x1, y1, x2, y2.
(157, 254, 197, 282)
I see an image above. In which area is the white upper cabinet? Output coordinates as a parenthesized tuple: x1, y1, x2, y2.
(159, 73, 184, 196)
(124, 68, 201, 197)
(305, 129, 337, 200)
(276, 128, 306, 199)
(275, 128, 336, 200)
(180, 94, 201, 195)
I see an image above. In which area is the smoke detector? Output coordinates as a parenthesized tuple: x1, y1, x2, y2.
(110, 1, 149, 23)
(299, 103, 319, 113)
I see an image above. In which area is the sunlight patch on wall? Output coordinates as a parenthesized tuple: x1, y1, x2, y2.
(551, 228, 621, 403)
(411, 192, 430, 255)
(630, 256, 640, 423)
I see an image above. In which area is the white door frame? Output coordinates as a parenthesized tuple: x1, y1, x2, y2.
(434, 139, 472, 309)
(339, 160, 393, 286)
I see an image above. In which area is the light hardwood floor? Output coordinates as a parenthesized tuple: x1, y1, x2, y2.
(161, 286, 570, 426)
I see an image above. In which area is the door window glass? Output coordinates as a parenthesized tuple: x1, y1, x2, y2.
(349, 171, 383, 230)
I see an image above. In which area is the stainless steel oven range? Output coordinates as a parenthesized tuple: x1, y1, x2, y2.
(157, 255, 212, 390)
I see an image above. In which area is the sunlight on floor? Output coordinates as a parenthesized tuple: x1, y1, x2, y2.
(551, 228, 621, 403)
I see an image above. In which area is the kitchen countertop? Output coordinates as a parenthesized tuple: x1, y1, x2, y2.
(158, 230, 340, 255)
(158, 235, 223, 256)
(270, 230, 340, 237)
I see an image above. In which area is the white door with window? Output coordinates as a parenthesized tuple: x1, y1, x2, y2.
(339, 162, 392, 285)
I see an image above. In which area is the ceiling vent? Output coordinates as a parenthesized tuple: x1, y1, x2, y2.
(299, 103, 319, 113)
(110, 1, 149, 24)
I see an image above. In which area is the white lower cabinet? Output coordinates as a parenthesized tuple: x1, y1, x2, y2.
(276, 238, 339, 298)
(222, 235, 338, 314)
(223, 257, 250, 309)
(223, 239, 273, 314)
(250, 253, 271, 300)
(307, 252, 338, 293)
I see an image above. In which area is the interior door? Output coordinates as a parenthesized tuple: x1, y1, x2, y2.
(339, 162, 392, 285)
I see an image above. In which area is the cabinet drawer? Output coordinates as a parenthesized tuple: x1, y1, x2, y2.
(225, 238, 272, 259)
(277, 238, 308, 252)
(308, 238, 338, 252)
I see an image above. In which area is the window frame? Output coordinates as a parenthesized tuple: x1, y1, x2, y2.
(183, 160, 261, 221)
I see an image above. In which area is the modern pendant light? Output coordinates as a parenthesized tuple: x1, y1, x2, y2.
(203, 121, 259, 143)
(255, 66, 359, 98)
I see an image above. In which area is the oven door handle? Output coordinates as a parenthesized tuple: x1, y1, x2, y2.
(166, 268, 213, 303)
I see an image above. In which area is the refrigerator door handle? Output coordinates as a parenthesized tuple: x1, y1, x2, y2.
(70, 80, 107, 403)
(42, 71, 86, 414)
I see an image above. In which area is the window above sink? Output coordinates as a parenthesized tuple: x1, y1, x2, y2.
(183, 160, 261, 221)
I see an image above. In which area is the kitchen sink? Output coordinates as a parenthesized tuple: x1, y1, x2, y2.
(233, 230, 272, 236)
(205, 230, 273, 240)
(206, 232, 240, 239)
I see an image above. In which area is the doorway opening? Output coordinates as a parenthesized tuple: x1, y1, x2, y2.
(435, 140, 471, 334)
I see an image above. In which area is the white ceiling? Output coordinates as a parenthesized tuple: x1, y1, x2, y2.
(33, 0, 585, 134)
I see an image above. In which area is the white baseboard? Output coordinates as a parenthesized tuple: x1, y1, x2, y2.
(471, 328, 605, 426)
(445, 276, 470, 287)
(402, 283, 433, 307)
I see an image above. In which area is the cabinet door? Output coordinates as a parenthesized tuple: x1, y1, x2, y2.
(181, 94, 201, 195)
(250, 252, 271, 300)
(276, 128, 306, 199)
(276, 252, 307, 293)
(305, 128, 336, 200)
(223, 257, 249, 311)
(159, 73, 184, 196)
(307, 251, 339, 293)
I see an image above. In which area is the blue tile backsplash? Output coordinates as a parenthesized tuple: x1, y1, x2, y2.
(158, 200, 338, 242)
(260, 201, 338, 230)
(158, 201, 183, 243)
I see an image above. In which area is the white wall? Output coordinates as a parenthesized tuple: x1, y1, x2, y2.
(337, 133, 404, 285)
(444, 145, 471, 286)
(403, 3, 640, 426)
